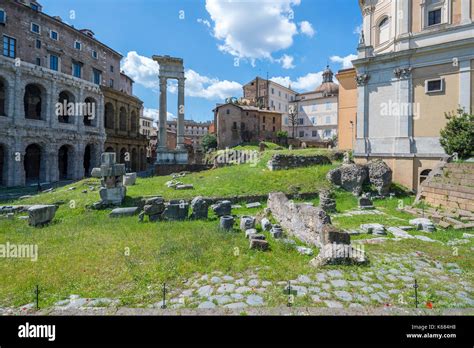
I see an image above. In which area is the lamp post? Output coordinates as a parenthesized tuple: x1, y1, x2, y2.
(350, 120, 354, 150)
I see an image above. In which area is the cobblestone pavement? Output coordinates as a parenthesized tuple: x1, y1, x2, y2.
(3, 250, 472, 315)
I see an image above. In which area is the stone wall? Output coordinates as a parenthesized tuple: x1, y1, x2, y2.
(267, 192, 344, 247)
(267, 154, 331, 171)
(417, 162, 474, 212)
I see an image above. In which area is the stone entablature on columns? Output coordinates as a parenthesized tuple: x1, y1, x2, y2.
(152, 55, 188, 165)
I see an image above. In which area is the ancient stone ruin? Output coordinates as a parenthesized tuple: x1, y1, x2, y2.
(91, 153, 127, 208)
(267, 154, 331, 171)
(267, 192, 368, 266)
(319, 189, 337, 213)
(27, 205, 58, 227)
(327, 159, 392, 196)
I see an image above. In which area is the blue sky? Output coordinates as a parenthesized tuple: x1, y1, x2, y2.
(41, 0, 362, 123)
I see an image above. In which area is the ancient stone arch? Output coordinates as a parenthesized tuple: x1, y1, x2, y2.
(105, 102, 115, 129)
(24, 83, 45, 120)
(24, 143, 43, 183)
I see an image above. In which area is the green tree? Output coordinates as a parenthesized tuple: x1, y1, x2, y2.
(439, 109, 474, 159)
(201, 134, 218, 152)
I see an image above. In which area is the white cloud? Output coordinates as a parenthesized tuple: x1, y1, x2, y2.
(205, 0, 301, 63)
(197, 18, 211, 28)
(270, 71, 323, 92)
(276, 54, 295, 69)
(185, 69, 242, 100)
(299, 21, 315, 37)
(121, 51, 160, 89)
(330, 54, 358, 69)
(121, 51, 242, 101)
(143, 108, 174, 123)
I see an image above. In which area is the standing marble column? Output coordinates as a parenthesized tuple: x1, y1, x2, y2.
(177, 78, 185, 150)
(158, 76, 167, 149)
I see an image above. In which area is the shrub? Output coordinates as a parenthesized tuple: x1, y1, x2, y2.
(201, 134, 217, 152)
(439, 109, 474, 159)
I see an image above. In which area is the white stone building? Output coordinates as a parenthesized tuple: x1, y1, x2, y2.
(287, 67, 339, 141)
(353, 0, 474, 190)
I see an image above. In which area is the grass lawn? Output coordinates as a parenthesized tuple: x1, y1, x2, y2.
(0, 147, 472, 310)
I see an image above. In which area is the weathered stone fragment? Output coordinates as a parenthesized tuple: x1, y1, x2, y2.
(212, 200, 232, 216)
(249, 239, 269, 251)
(240, 216, 256, 231)
(366, 159, 392, 196)
(319, 190, 337, 213)
(109, 207, 140, 218)
(27, 205, 58, 227)
(219, 215, 234, 230)
(162, 200, 189, 221)
(261, 218, 272, 231)
(190, 196, 208, 219)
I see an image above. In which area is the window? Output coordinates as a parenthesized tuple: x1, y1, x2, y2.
(263, 116, 266, 123)
(35, 39, 41, 49)
(92, 69, 102, 85)
(428, 9, 442, 26)
(226, 109, 230, 115)
(0, 10, 6, 24)
(378, 17, 390, 45)
(31, 3, 39, 11)
(299, 131, 304, 138)
(50, 30, 58, 41)
(278, 91, 281, 97)
(311, 117, 316, 125)
(299, 105, 304, 112)
(425, 78, 444, 93)
(232, 121, 237, 130)
(110, 65, 114, 72)
(284, 117, 288, 125)
(3, 35, 16, 58)
(312, 130, 318, 137)
(271, 88, 274, 94)
(72, 61, 82, 78)
(92, 50, 98, 59)
(109, 79, 114, 88)
(49, 54, 59, 71)
(278, 103, 281, 110)
(31, 23, 40, 34)
(298, 118, 304, 125)
(326, 102, 331, 110)
(262, 125, 266, 131)
(272, 117, 275, 124)
(326, 116, 331, 124)
(75, 41, 81, 50)
(35, 57, 41, 66)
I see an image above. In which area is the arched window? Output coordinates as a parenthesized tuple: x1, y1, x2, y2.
(378, 17, 390, 45)
(119, 107, 127, 131)
(0, 79, 5, 116)
(24, 84, 43, 120)
(104, 103, 115, 129)
(58, 91, 74, 123)
(83, 97, 96, 126)
(419, 169, 432, 185)
(130, 111, 137, 134)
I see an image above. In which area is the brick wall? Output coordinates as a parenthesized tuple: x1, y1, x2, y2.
(419, 163, 474, 212)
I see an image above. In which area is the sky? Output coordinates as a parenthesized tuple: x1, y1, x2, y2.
(40, 0, 362, 123)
